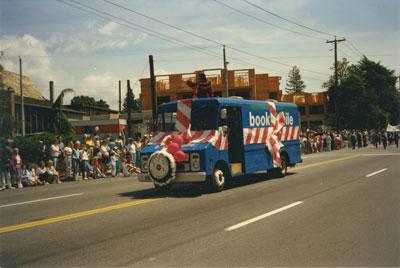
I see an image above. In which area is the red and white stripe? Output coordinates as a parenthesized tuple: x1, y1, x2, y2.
(149, 129, 228, 150)
(174, 99, 192, 137)
(243, 126, 300, 144)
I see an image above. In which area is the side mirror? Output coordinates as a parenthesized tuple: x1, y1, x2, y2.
(220, 108, 227, 120)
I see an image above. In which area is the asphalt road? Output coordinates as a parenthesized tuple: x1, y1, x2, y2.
(1, 145, 399, 267)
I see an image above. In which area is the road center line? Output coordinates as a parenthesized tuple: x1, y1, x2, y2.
(225, 201, 303, 231)
(0, 197, 165, 233)
(366, 168, 387, 178)
(289, 154, 361, 172)
(0, 193, 84, 208)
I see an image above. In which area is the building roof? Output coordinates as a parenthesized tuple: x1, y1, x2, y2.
(0, 70, 46, 100)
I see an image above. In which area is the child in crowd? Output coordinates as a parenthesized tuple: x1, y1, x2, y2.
(21, 164, 43, 186)
(115, 148, 121, 176)
(122, 157, 141, 176)
(91, 156, 105, 178)
(100, 140, 110, 175)
(80, 144, 90, 180)
(11, 148, 23, 188)
(72, 142, 81, 181)
(128, 138, 136, 166)
(110, 149, 117, 177)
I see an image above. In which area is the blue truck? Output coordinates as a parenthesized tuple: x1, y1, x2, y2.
(138, 97, 302, 192)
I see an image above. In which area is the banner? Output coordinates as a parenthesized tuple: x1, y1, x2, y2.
(386, 124, 400, 132)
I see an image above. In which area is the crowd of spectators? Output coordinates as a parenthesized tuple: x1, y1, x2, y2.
(1, 129, 398, 191)
(300, 129, 399, 154)
(1, 133, 151, 190)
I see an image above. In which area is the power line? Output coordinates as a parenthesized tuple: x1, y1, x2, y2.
(242, 0, 341, 38)
(227, 45, 330, 75)
(59, 0, 223, 60)
(342, 42, 363, 58)
(346, 40, 365, 57)
(213, 0, 326, 41)
(102, 0, 330, 76)
(104, 0, 223, 47)
(59, 0, 327, 83)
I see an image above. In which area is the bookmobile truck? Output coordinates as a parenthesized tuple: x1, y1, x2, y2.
(138, 97, 302, 192)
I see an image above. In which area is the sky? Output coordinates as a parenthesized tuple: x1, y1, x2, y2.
(1, 0, 399, 110)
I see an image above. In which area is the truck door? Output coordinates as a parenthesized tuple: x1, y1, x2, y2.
(227, 106, 245, 174)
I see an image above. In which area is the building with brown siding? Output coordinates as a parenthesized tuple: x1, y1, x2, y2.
(281, 92, 334, 130)
(140, 68, 283, 110)
(0, 70, 85, 135)
(139, 67, 333, 131)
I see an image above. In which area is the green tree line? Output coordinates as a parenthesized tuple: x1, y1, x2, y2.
(324, 57, 400, 130)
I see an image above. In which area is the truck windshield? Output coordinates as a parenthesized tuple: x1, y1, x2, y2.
(156, 103, 218, 131)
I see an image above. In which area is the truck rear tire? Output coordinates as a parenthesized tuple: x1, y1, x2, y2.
(270, 155, 288, 178)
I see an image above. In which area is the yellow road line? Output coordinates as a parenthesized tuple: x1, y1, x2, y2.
(0, 197, 165, 234)
(290, 154, 362, 172)
(1, 154, 362, 234)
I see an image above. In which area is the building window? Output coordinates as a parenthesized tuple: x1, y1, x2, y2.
(309, 105, 324, 115)
(298, 106, 305, 115)
(157, 96, 170, 106)
(269, 92, 278, 100)
(182, 93, 193, 99)
(214, 91, 222, 97)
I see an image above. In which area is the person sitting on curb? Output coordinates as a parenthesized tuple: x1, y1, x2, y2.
(22, 164, 44, 186)
(36, 161, 49, 184)
(47, 160, 61, 184)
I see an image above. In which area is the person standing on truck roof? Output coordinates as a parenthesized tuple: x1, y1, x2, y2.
(184, 72, 214, 98)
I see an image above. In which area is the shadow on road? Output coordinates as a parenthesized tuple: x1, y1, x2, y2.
(119, 172, 294, 199)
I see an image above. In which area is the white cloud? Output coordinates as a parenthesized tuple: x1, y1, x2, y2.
(133, 33, 148, 45)
(78, 72, 122, 109)
(98, 22, 120, 35)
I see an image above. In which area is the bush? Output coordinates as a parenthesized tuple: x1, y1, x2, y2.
(13, 132, 74, 164)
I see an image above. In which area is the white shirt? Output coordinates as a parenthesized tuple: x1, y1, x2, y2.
(50, 144, 60, 157)
(128, 143, 136, 154)
(123, 164, 130, 176)
(100, 145, 109, 157)
(64, 146, 72, 156)
(47, 166, 58, 176)
(36, 167, 47, 176)
(80, 150, 89, 161)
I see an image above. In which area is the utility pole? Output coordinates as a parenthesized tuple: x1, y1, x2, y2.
(326, 36, 346, 130)
(19, 56, 25, 136)
(223, 45, 229, 97)
(127, 80, 132, 138)
(118, 80, 121, 113)
(149, 55, 157, 130)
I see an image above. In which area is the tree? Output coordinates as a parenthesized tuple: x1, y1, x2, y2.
(325, 56, 400, 129)
(285, 66, 306, 94)
(322, 58, 351, 89)
(49, 88, 75, 137)
(71, 95, 110, 109)
(122, 91, 141, 113)
(96, 99, 109, 109)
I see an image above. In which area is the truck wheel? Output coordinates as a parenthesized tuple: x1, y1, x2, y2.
(208, 165, 228, 192)
(270, 155, 288, 178)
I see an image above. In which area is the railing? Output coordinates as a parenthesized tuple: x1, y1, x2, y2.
(233, 71, 250, 87)
(293, 95, 305, 104)
(156, 78, 169, 91)
(206, 74, 222, 86)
